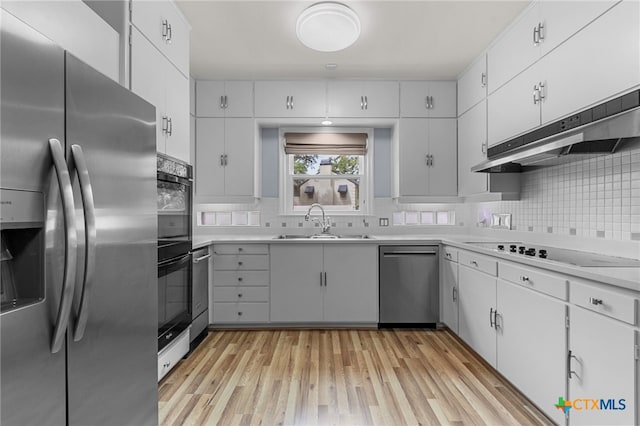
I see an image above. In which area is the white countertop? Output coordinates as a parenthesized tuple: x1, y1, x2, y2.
(192, 234, 640, 293)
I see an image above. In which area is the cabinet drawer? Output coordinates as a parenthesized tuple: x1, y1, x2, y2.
(213, 286, 269, 302)
(158, 327, 189, 381)
(442, 246, 458, 263)
(212, 270, 270, 286)
(459, 251, 497, 276)
(499, 262, 568, 300)
(212, 244, 269, 255)
(570, 280, 637, 325)
(213, 255, 269, 271)
(212, 302, 269, 323)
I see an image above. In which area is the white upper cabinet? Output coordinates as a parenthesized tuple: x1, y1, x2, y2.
(400, 81, 456, 118)
(196, 81, 254, 118)
(131, 0, 190, 77)
(398, 118, 457, 198)
(131, 27, 190, 163)
(487, 1, 618, 95)
(254, 81, 326, 117)
(327, 81, 399, 118)
(539, 0, 639, 125)
(457, 55, 487, 116)
(458, 101, 488, 196)
(487, 4, 541, 95)
(487, 0, 639, 146)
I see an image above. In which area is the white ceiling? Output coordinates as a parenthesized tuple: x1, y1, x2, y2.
(176, 0, 530, 81)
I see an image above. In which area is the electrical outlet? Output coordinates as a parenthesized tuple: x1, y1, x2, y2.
(379, 218, 389, 227)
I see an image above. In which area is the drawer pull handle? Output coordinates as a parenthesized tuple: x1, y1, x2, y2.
(238, 247, 243, 252)
(238, 293, 243, 298)
(521, 276, 529, 282)
(238, 277, 243, 282)
(589, 297, 603, 306)
(238, 261, 243, 266)
(471, 261, 478, 267)
(163, 362, 171, 368)
(237, 311, 243, 316)
(446, 253, 452, 259)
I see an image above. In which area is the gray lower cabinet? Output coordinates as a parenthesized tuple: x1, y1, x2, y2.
(439, 246, 459, 333)
(270, 244, 378, 324)
(211, 244, 270, 324)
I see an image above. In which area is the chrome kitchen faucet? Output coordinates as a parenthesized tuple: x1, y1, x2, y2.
(304, 203, 331, 234)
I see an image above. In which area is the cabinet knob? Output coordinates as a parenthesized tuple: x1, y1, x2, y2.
(238, 247, 243, 252)
(238, 293, 243, 298)
(237, 311, 243, 316)
(471, 260, 478, 267)
(446, 252, 451, 259)
(238, 277, 243, 282)
(521, 276, 530, 282)
(238, 261, 243, 266)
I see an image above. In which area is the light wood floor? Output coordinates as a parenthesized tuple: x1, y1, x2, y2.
(159, 328, 554, 425)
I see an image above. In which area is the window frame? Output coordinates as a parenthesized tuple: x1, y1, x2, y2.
(279, 127, 374, 216)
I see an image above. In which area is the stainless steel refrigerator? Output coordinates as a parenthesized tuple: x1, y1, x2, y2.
(1, 10, 158, 425)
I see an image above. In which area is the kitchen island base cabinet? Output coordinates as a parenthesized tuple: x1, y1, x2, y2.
(270, 244, 378, 324)
(568, 306, 637, 426)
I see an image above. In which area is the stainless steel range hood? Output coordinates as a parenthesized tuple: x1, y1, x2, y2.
(472, 90, 640, 173)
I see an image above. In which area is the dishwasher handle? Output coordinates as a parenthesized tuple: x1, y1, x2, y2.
(382, 250, 437, 257)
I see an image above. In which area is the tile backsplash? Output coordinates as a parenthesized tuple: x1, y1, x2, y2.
(471, 142, 640, 241)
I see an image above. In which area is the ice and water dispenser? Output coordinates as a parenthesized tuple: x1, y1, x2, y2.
(0, 189, 44, 312)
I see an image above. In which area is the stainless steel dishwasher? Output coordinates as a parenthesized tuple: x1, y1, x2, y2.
(379, 246, 439, 327)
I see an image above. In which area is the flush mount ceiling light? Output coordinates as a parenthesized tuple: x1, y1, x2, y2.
(296, 2, 361, 52)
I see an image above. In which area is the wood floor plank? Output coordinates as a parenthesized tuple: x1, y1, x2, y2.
(159, 328, 554, 426)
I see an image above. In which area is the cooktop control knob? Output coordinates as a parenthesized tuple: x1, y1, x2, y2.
(539, 249, 548, 259)
(518, 246, 526, 254)
(525, 248, 536, 256)
(497, 245, 504, 251)
(510, 245, 517, 253)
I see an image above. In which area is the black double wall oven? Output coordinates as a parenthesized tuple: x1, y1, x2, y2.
(157, 154, 192, 352)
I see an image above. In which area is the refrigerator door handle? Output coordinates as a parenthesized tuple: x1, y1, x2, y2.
(48, 138, 78, 354)
(70, 144, 97, 342)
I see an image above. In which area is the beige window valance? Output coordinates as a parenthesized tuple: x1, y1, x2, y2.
(283, 132, 368, 155)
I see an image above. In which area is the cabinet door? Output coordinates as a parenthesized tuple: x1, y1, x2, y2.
(328, 81, 399, 117)
(195, 118, 225, 197)
(458, 55, 487, 116)
(439, 257, 459, 333)
(569, 306, 636, 425)
(131, 0, 189, 77)
(270, 244, 323, 322)
(254, 81, 326, 117)
(223, 118, 254, 197)
(458, 265, 497, 367)
(398, 119, 428, 196)
(400, 81, 456, 118)
(164, 61, 190, 163)
(487, 3, 541, 94)
(540, 0, 640, 125)
(539, 1, 617, 56)
(130, 28, 166, 154)
(323, 244, 377, 323)
(224, 81, 254, 118)
(487, 63, 541, 146)
(497, 280, 567, 426)
(196, 81, 226, 117)
(458, 101, 488, 196)
(427, 118, 457, 196)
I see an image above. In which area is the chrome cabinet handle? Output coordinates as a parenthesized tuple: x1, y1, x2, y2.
(425, 96, 429, 110)
(324, 272, 327, 287)
(452, 286, 457, 302)
(290, 95, 294, 109)
(220, 95, 225, 109)
(521, 276, 530, 283)
(489, 307, 495, 328)
(481, 142, 487, 154)
(364, 95, 368, 110)
(167, 23, 172, 43)
(533, 23, 544, 45)
(533, 84, 540, 104)
(70, 145, 97, 342)
(49, 138, 78, 354)
(320, 272, 323, 287)
(360, 96, 364, 110)
(224, 154, 228, 166)
(220, 155, 225, 166)
(538, 82, 546, 102)
(589, 297, 603, 306)
(162, 116, 168, 134)
(481, 72, 487, 88)
(568, 350, 579, 379)
(286, 95, 290, 110)
(471, 260, 478, 267)
(162, 20, 169, 42)
(167, 117, 173, 136)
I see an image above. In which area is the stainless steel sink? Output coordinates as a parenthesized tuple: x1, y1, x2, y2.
(273, 234, 374, 240)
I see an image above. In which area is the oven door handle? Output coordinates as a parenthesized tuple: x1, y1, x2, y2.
(157, 171, 192, 186)
(159, 253, 192, 271)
